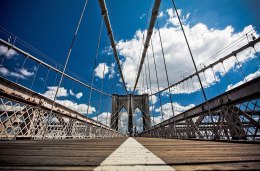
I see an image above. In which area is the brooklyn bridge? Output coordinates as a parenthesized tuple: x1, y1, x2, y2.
(0, 0, 259, 170)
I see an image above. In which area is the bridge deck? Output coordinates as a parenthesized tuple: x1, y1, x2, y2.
(0, 138, 259, 170)
(136, 138, 260, 170)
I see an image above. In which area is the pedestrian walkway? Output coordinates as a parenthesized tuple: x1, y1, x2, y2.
(95, 137, 174, 171)
(0, 137, 259, 170)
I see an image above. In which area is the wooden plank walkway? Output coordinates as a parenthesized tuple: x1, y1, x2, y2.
(0, 138, 127, 170)
(135, 138, 260, 170)
(0, 137, 259, 170)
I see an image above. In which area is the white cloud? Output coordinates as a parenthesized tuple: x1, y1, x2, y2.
(149, 105, 155, 111)
(140, 13, 146, 20)
(69, 89, 83, 99)
(226, 69, 260, 91)
(75, 92, 83, 99)
(109, 62, 116, 79)
(18, 68, 34, 77)
(166, 8, 183, 26)
(0, 65, 35, 79)
(150, 95, 157, 104)
(42, 86, 68, 100)
(94, 63, 109, 79)
(69, 89, 75, 96)
(113, 7, 259, 95)
(42, 87, 95, 114)
(158, 11, 164, 18)
(154, 102, 195, 124)
(0, 66, 26, 79)
(0, 45, 17, 59)
(56, 99, 96, 114)
(92, 112, 111, 126)
(118, 111, 129, 134)
(0, 67, 9, 76)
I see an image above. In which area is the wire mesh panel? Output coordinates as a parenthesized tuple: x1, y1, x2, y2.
(139, 97, 260, 142)
(0, 96, 122, 140)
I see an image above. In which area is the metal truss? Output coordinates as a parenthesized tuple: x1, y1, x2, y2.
(139, 77, 260, 141)
(0, 98, 121, 140)
(0, 77, 122, 140)
(140, 99, 260, 141)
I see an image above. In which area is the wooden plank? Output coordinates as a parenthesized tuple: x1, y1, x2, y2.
(135, 138, 260, 170)
(0, 138, 127, 170)
(1, 138, 260, 170)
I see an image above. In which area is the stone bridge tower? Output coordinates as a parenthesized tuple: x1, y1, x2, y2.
(111, 94, 150, 135)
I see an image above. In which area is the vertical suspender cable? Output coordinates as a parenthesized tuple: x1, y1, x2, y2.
(171, 0, 215, 136)
(246, 33, 260, 60)
(210, 67, 221, 95)
(42, 67, 50, 93)
(133, 0, 161, 92)
(151, 39, 164, 121)
(234, 55, 247, 82)
(144, 59, 149, 93)
(156, 21, 175, 117)
(147, 50, 155, 124)
(97, 54, 108, 122)
(87, 15, 104, 117)
(30, 62, 40, 89)
(43, 0, 88, 139)
(221, 61, 231, 85)
(15, 56, 28, 84)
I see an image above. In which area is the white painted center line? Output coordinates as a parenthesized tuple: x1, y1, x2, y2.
(94, 137, 175, 171)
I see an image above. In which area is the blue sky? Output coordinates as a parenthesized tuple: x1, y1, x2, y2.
(0, 0, 260, 131)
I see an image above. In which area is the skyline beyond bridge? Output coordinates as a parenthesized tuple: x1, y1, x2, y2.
(0, 0, 260, 170)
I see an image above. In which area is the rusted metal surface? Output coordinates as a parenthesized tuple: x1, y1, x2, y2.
(139, 77, 260, 141)
(0, 77, 122, 140)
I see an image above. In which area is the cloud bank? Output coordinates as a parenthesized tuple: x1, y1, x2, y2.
(114, 8, 259, 95)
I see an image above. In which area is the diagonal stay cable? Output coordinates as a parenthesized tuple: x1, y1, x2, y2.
(0, 38, 110, 96)
(171, 0, 208, 102)
(151, 37, 260, 96)
(43, 0, 88, 138)
(98, 0, 128, 94)
(133, 0, 161, 93)
(151, 38, 164, 121)
(156, 20, 175, 117)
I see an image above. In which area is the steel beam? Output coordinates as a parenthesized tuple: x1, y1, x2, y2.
(0, 39, 110, 97)
(0, 76, 116, 131)
(144, 76, 260, 131)
(98, 0, 128, 94)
